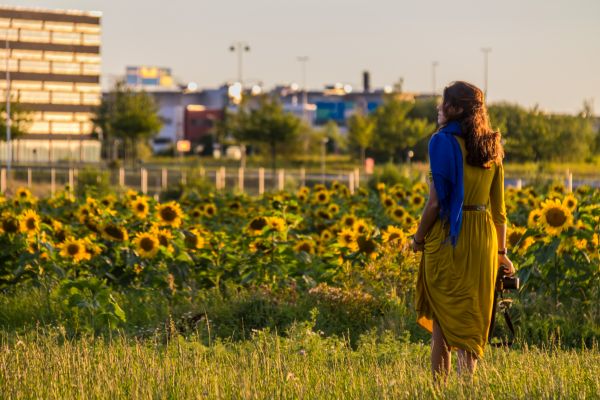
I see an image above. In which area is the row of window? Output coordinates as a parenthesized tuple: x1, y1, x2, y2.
(0, 28, 100, 46)
(29, 120, 93, 135)
(29, 112, 94, 122)
(0, 58, 100, 75)
(0, 18, 100, 34)
(0, 80, 100, 92)
(0, 49, 100, 63)
(0, 89, 100, 105)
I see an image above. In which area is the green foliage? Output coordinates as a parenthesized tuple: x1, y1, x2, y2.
(0, 101, 32, 140)
(75, 166, 111, 198)
(232, 95, 301, 173)
(347, 111, 375, 165)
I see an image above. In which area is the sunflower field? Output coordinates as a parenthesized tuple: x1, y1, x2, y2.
(0, 179, 598, 345)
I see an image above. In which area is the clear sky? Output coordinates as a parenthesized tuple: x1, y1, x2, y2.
(6, 0, 600, 114)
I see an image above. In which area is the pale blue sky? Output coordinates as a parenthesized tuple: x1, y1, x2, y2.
(6, 0, 600, 114)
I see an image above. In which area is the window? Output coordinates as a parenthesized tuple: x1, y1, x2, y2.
(2, 80, 42, 90)
(44, 21, 74, 32)
(51, 122, 81, 134)
(11, 19, 43, 30)
(75, 54, 100, 64)
(80, 121, 93, 134)
(75, 83, 100, 93)
(52, 62, 81, 75)
(29, 121, 50, 134)
(51, 31, 81, 45)
(0, 28, 18, 41)
(75, 23, 101, 34)
(44, 112, 74, 122)
(0, 18, 10, 29)
(44, 82, 74, 92)
(45, 52, 74, 62)
(0, 58, 18, 71)
(19, 60, 50, 73)
(19, 90, 50, 103)
(19, 29, 51, 43)
(82, 63, 100, 75)
(52, 92, 81, 105)
(11, 49, 43, 60)
(74, 112, 93, 122)
(82, 34, 100, 46)
(82, 92, 100, 105)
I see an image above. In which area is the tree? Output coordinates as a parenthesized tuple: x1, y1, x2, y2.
(0, 101, 31, 140)
(347, 111, 375, 166)
(372, 96, 433, 162)
(232, 95, 301, 177)
(93, 81, 162, 162)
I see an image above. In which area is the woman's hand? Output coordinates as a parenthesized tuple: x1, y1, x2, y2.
(412, 236, 425, 252)
(498, 254, 515, 276)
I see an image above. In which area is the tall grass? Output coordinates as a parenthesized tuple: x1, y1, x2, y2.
(1, 324, 598, 399)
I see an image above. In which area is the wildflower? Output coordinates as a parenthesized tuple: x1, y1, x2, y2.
(337, 228, 358, 251)
(134, 232, 160, 258)
(294, 239, 316, 255)
(101, 223, 129, 242)
(562, 194, 578, 212)
(19, 209, 41, 236)
(59, 237, 92, 263)
(540, 199, 573, 236)
(131, 196, 150, 219)
(156, 201, 184, 228)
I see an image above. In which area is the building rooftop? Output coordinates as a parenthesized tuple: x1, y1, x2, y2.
(0, 4, 102, 18)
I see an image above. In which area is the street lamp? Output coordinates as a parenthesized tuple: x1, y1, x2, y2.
(5, 33, 12, 183)
(321, 137, 329, 184)
(481, 47, 492, 99)
(229, 41, 251, 87)
(297, 56, 309, 121)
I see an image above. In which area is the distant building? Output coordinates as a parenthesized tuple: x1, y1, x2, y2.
(125, 66, 176, 90)
(0, 5, 102, 163)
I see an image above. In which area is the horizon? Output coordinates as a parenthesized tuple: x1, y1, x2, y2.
(3, 0, 600, 115)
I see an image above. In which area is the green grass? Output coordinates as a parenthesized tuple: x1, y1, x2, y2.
(1, 326, 598, 399)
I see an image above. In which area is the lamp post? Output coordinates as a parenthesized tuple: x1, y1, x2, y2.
(321, 137, 329, 184)
(297, 56, 309, 121)
(481, 47, 492, 99)
(229, 41, 251, 87)
(431, 61, 439, 96)
(5, 34, 12, 181)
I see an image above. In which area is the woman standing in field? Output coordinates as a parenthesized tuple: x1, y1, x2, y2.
(411, 81, 515, 381)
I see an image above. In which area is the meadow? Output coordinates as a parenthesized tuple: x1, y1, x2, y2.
(0, 175, 598, 398)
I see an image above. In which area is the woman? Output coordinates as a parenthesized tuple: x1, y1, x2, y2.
(411, 81, 515, 381)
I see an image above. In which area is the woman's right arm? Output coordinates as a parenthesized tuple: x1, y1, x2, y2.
(490, 162, 515, 274)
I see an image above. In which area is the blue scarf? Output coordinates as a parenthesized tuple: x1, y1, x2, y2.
(428, 120, 464, 247)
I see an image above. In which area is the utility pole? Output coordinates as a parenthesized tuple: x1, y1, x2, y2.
(481, 47, 492, 99)
(5, 34, 12, 180)
(431, 61, 439, 96)
(229, 41, 251, 86)
(297, 56, 309, 121)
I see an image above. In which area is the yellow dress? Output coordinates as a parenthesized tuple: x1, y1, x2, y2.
(416, 135, 507, 358)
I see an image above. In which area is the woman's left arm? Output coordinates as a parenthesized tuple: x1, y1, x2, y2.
(412, 179, 440, 252)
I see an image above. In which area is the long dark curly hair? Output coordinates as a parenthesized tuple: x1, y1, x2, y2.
(442, 81, 504, 168)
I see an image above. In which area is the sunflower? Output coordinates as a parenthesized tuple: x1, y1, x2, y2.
(156, 201, 184, 227)
(19, 209, 41, 236)
(100, 194, 117, 208)
(507, 226, 527, 248)
(183, 228, 205, 250)
(249, 238, 271, 253)
(1, 213, 19, 234)
(320, 229, 334, 242)
(203, 203, 217, 218)
(125, 189, 139, 201)
(313, 184, 327, 192)
(337, 228, 358, 251)
(134, 232, 159, 258)
(562, 194, 578, 212)
(59, 237, 92, 263)
(382, 225, 406, 245)
(339, 214, 357, 229)
(527, 209, 543, 228)
(380, 194, 396, 209)
(352, 219, 370, 235)
(131, 196, 150, 219)
(266, 216, 286, 232)
(328, 203, 340, 215)
(247, 216, 269, 234)
(15, 187, 32, 200)
(151, 226, 174, 253)
(403, 214, 415, 227)
(391, 188, 406, 201)
(83, 236, 102, 257)
(294, 239, 316, 255)
(313, 190, 331, 205)
(540, 199, 573, 236)
(76, 204, 96, 224)
(410, 194, 425, 208)
(356, 235, 378, 259)
(297, 192, 308, 203)
(376, 182, 386, 192)
(316, 208, 333, 220)
(190, 207, 204, 219)
(389, 206, 407, 223)
(101, 223, 129, 242)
